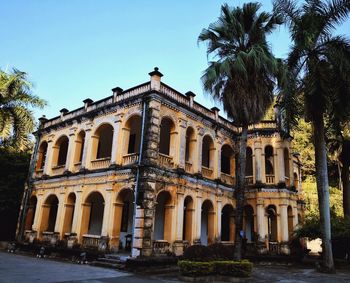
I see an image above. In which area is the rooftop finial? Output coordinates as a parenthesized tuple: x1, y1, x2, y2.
(149, 67, 163, 78)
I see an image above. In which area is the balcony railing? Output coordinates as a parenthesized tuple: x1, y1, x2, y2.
(159, 153, 174, 168)
(185, 161, 192, 173)
(221, 172, 235, 185)
(34, 169, 44, 178)
(123, 153, 139, 165)
(202, 166, 213, 179)
(153, 240, 171, 255)
(245, 175, 254, 185)
(266, 174, 275, 185)
(51, 165, 65, 175)
(82, 234, 109, 251)
(42, 231, 59, 245)
(90, 157, 111, 169)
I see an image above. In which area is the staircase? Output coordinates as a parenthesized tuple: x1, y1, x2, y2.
(90, 253, 128, 270)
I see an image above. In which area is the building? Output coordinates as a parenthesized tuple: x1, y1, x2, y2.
(19, 68, 304, 257)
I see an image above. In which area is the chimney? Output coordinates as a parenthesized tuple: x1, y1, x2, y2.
(83, 98, 93, 110)
(185, 91, 196, 107)
(211, 107, 220, 121)
(38, 115, 48, 128)
(149, 67, 163, 91)
(60, 108, 69, 119)
(112, 87, 123, 102)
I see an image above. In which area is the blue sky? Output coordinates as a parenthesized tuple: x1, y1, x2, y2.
(1, 1, 349, 121)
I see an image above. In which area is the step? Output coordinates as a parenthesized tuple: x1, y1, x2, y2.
(97, 257, 123, 264)
(90, 260, 125, 270)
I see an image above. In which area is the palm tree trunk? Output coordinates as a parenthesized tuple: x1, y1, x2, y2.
(312, 114, 335, 272)
(341, 161, 350, 219)
(233, 125, 248, 260)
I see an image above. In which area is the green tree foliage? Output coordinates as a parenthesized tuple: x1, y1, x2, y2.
(0, 68, 46, 151)
(198, 2, 282, 260)
(0, 148, 30, 240)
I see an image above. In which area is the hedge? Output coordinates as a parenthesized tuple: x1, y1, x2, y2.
(178, 260, 253, 277)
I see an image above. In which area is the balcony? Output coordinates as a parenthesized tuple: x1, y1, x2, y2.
(221, 172, 235, 185)
(185, 161, 192, 173)
(34, 169, 44, 178)
(123, 153, 139, 166)
(90, 157, 111, 169)
(51, 165, 65, 175)
(202, 166, 213, 179)
(245, 175, 254, 185)
(266, 174, 275, 185)
(159, 153, 174, 168)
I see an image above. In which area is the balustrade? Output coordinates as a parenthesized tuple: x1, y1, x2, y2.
(266, 175, 275, 185)
(82, 234, 101, 248)
(41, 231, 59, 245)
(245, 175, 254, 185)
(74, 162, 82, 172)
(152, 240, 170, 255)
(34, 169, 44, 178)
(51, 165, 65, 176)
(122, 153, 139, 165)
(159, 153, 174, 168)
(285, 176, 290, 186)
(221, 173, 235, 185)
(185, 161, 192, 173)
(202, 166, 213, 179)
(90, 157, 111, 169)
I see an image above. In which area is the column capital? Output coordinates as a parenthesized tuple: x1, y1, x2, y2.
(178, 118, 187, 129)
(256, 198, 265, 206)
(69, 127, 78, 136)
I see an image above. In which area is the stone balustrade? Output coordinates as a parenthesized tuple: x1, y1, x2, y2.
(122, 153, 139, 165)
(245, 175, 254, 185)
(152, 240, 171, 255)
(221, 173, 235, 185)
(185, 161, 192, 173)
(266, 175, 275, 185)
(159, 153, 174, 168)
(51, 165, 65, 176)
(202, 166, 213, 179)
(90, 158, 111, 169)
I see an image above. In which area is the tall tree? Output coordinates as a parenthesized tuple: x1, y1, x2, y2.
(199, 2, 282, 260)
(274, 0, 350, 272)
(0, 68, 46, 150)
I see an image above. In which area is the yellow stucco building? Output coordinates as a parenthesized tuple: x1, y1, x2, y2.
(19, 68, 304, 257)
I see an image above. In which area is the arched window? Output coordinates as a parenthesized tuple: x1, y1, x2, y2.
(221, 144, 234, 175)
(246, 147, 253, 176)
(82, 192, 105, 235)
(201, 200, 215, 245)
(159, 118, 175, 156)
(54, 136, 69, 167)
(265, 145, 274, 175)
(43, 195, 59, 232)
(244, 205, 254, 242)
(183, 196, 194, 242)
(62, 193, 76, 235)
(36, 142, 48, 170)
(126, 116, 141, 154)
(154, 191, 172, 241)
(221, 204, 235, 242)
(185, 127, 196, 173)
(202, 135, 214, 168)
(266, 205, 277, 242)
(95, 124, 113, 159)
(74, 131, 85, 164)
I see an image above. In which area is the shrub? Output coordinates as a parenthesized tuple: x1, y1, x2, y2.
(207, 243, 234, 260)
(178, 260, 214, 276)
(182, 245, 212, 262)
(178, 260, 253, 277)
(214, 260, 253, 277)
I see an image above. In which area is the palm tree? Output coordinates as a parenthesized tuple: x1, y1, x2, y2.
(0, 68, 46, 150)
(274, 0, 350, 272)
(198, 2, 282, 260)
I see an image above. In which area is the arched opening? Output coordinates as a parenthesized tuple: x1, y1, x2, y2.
(243, 205, 254, 242)
(284, 148, 290, 185)
(245, 147, 253, 184)
(185, 127, 196, 173)
(74, 131, 85, 165)
(159, 118, 175, 156)
(81, 192, 105, 236)
(221, 144, 234, 175)
(41, 195, 59, 233)
(202, 135, 215, 178)
(266, 205, 277, 242)
(25, 196, 37, 231)
(183, 196, 194, 242)
(53, 136, 69, 167)
(288, 206, 293, 240)
(36, 142, 48, 170)
(113, 189, 134, 251)
(94, 124, 114, 159)
(265, 146, 274, 184)
(293, 172, 299, 189)
(201, 200, 215, 245)
(122, 116, 142, 165)
(221, 204, 235, 242)
(154, 191, 173, 241)
(62, 193, 76, 235)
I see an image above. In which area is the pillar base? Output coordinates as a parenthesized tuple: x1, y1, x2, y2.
(256, 242, 268, 255)
(193, 239, 201, 245)
(172, 240, 185, 256)
(280, 242, 290, 255)
(67, 234, 78, 248)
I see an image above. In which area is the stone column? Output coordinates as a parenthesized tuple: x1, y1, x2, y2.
(101, 189, 113, 236)
(110, 114, 123, 166)
(71, 189, 83, 235)
(194, 195, 202, 243)
(254, 139, 263, 183)
(216, 198, 222, 241)
(196, 127, 204, 174)
(65, 127, 77, 172)
(279, 203, 290, 254)
(293, 205, 298, 227)
(81, 122, 94, 170)
(175, 192, 184, 241)
(32, 193, 44, 232)
(276, 141, 285, 184)
(43, 136, 54, 175)
(178, 118, 187, 170)
(256, 199, 268, 254)
(215, 137, 223, 179)
(55, 191, 66, 238)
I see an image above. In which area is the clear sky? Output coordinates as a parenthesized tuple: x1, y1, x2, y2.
(1, 0, 349, 121)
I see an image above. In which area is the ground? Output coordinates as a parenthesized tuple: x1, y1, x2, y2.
(0, 252, 349, 283)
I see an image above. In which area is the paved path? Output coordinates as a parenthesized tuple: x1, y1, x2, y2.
(0, 252, 349, 282)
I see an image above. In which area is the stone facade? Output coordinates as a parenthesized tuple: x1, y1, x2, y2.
(19, 68, 304, 257)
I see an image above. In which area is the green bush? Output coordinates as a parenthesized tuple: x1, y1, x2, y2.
(207, 243, 234, 260)
(178, 260, 214, 276)
(178, 260, 253, 277)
